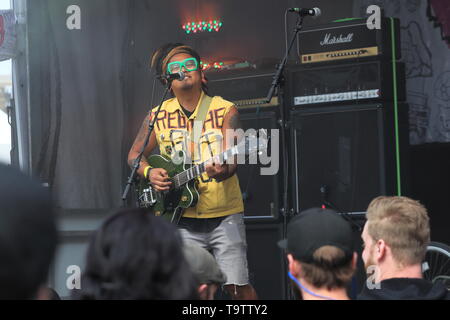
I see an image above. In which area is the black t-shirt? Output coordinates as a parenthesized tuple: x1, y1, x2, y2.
(358, 278, 450, 300)
(177, 216, 227, 234)
(181, 105, 194, 118)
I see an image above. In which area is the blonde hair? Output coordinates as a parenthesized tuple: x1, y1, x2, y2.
(366, 196, 430, 266)
(300, 246, 355, 290)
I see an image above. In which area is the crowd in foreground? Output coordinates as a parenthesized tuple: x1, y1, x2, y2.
(0, 163, 448, 300)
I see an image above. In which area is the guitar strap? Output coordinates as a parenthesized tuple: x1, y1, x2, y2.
(190, 94, 213, 145)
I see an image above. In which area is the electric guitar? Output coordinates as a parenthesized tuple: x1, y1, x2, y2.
(137, 132, 268, 224)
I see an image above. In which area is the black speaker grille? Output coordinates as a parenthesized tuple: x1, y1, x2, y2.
(291, 105, 387, 214)
(239, 110, 279, 221)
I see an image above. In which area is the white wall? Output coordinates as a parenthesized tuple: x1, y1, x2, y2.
(0, 0, 12, 164)
(0, 109, 10, 164)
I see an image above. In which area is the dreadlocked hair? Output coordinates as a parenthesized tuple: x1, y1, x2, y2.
(150, 43, 208, 94)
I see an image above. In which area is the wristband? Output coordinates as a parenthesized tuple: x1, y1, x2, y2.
(143, 166, 152, 179)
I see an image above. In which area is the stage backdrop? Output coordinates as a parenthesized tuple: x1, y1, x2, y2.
(24, 0, 353, 210)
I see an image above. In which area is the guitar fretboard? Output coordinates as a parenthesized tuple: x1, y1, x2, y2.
(172, 146, 238, 188)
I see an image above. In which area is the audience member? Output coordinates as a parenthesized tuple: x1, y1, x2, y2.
(359, 196, 450, 300)
(75, 208, 199, 300)
(36, 287, 61, 300)
(278, 208, 357, 300)
(182, 240, 227, 300)
(0, 164, 57, 299)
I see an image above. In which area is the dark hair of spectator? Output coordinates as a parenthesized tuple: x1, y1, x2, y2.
(75, 208, 199, 300)
(0, 164, 57, 299)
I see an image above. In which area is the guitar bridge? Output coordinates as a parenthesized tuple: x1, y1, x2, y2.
(139, 187, 157, 208)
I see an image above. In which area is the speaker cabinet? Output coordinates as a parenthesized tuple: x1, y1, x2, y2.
(238, 109, 280, 221)
(245, 222, 286, 300)
(290, 103, 408, 214)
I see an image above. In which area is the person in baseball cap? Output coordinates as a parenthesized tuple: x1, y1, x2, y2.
(278, 208, 358, 300)
(183, 240, 227, 300)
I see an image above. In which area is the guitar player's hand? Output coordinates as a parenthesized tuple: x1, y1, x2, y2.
(149, 168, 172, 191)
(205, 161, 228, 182)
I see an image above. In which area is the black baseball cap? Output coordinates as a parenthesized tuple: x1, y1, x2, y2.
(278, 208, 354, 264)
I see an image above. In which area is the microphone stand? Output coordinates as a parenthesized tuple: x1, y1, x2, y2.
(265, 15, 304, 301)
(121, 80, 173, 207)
(320, 185, 363, 231)
(323, 200, 363, 232)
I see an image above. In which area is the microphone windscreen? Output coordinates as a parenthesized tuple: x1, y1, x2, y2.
(313, 7, 322, 17)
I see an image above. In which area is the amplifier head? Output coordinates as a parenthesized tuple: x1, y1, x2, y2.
(207, 70, 278, 109)
(297, 17, 401, 64)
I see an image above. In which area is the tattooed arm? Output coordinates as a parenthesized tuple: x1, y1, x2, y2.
(222, 106, 242, 176)
(128, 114, 172, 191)
(205, 106, 242, 182)
(127, 114, 158, 177)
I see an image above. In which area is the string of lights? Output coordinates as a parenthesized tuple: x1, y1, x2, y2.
(182, 20, 223, 34)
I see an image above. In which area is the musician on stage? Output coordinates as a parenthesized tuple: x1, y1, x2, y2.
(128, 43, 257, 300)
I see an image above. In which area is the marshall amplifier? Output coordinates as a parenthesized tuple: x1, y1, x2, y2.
(297, 17, 400, 64)
(289, 102, 409, 215)
(287, 60, 405, 106)
(238, 110, 280, 222)
(207, 70, 278, 109)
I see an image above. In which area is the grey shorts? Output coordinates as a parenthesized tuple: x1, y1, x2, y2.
(178, 213, 250, 286)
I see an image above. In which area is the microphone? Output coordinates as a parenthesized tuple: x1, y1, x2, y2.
(288, 7, 321, 17)
(158, 71, 186, 81)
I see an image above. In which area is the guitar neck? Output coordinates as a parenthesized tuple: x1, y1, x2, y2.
(173, 146, 238, 188)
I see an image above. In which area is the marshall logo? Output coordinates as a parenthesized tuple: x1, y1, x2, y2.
(320, 33, 354, 46)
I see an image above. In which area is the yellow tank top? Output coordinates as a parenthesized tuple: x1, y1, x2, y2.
(149, 91, 244, 218)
